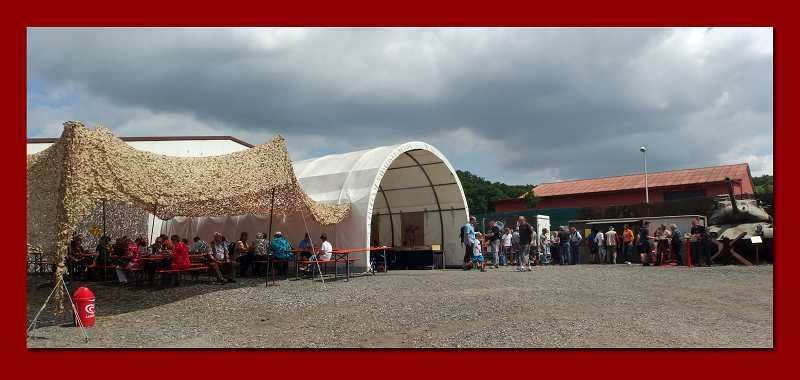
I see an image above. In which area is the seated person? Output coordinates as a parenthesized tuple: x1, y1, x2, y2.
(298, 233, 314, 259)
(150, 236, 166, 255)
(67, 233, 92, 279)
(94, 235, 113, 266)
(134, 236, 149, 255)
(125, 238, 144, 272)
(191, 236, 209, 254)
(269, 231, 293, 276)
(170, 235, 191, 270)
(270, 232, 293, 260)
(234, 232, 254, 277)
(253, 233, 269, 257)
(208, 232, 235, 283)
(301, 234, 333, 275)
(115, 236, 142, 285)
(112, 236, 129, 261)
(317, 234, 333, 261)
(161, 234, 174, 252)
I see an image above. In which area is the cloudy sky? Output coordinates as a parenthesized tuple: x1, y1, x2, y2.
(27, 27, 773, 184)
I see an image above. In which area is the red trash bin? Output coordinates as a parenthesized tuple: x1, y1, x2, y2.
(72, 287, 96, 327)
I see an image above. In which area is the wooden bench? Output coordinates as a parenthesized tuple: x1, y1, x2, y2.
(88, 264, 117, 281)
(296, 258, 359, 280)
(155, 265, 210, 285)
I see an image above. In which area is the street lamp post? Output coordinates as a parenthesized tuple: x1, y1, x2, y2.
(640, 146, 649, 204)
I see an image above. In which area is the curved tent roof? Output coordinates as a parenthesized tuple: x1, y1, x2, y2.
(296, 142, 470, 269)
(294, 141, 468, 221)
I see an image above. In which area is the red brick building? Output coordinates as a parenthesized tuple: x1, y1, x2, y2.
(494, 163, 755, 212)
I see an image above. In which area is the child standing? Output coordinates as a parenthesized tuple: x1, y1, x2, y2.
(472, 232, 487, 272)
(501, 227, 513, 266)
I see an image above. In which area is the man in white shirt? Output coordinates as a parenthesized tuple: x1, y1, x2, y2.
(594, 230, 606, 264)
(605, 227, 618, 264)
(318, 233, 333, 260)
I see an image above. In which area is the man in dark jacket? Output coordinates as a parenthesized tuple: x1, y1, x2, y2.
(639, 221, 651, 266)
(569, 227, 582, 265)
(690, 218, 711, 266)
(558, 227, 571, 265)
(516, 216, 534, 271)
(486, 220, 502, 269)
(670, 224, 684, 265)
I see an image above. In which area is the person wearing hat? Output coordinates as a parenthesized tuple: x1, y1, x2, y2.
(253, 232, 269, 271)
(269, 231, 293, 277)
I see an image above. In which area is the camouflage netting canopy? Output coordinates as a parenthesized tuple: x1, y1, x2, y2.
(27, 121, 351, 276)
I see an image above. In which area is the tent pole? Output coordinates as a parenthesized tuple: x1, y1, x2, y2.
(102, 199, 107, 237)
(266, 188, 276, 287)
(150, 203, 158, 246)
(102, 199, 107, 281)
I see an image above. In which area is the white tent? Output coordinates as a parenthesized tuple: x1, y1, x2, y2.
(162, 142, 469, 270)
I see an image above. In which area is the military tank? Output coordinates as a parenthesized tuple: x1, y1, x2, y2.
(707, 177, 773, 264)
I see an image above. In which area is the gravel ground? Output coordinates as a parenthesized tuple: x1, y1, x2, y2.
(26, 265, 773, 348)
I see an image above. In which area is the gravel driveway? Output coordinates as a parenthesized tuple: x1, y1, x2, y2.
(26, 265, 773, 348)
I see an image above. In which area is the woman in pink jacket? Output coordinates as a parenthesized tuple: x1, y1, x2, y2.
(170, 235, 191, 270)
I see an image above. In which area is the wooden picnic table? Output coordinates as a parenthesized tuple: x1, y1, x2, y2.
(295, 246, 389, 281)
(141, 255, 171, 261)
(332, 246, 390, 279)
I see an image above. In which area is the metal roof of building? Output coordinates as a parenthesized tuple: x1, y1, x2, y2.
(531, 163, 752, 197)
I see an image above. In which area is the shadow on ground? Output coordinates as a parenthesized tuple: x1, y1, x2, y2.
(26, 274, 270, 328)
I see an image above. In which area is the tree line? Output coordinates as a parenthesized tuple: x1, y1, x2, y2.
(456, 170, 531, 215)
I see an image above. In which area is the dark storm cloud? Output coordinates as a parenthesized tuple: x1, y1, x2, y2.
(27, 27, 773, 183)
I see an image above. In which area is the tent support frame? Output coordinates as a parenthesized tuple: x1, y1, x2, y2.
(385, 161, 444, 171)
(372, 208, 466, 217)
(403, 151, 446, 270)
(266, 188, 277, 287)
(26, 275, 89, 343)
(378, 185, 396, 248)
(379, 182, 458, 192)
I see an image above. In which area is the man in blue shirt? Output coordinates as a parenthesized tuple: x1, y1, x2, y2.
(298, 233, 313, 259)
(461, 216, 477, 266)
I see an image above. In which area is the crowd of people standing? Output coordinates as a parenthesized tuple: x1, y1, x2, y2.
(460, 216, 713, 271)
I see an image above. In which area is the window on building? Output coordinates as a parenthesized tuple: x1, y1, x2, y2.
(663, 188, 706, 201)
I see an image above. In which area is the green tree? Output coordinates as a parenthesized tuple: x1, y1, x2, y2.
(456, 170, 532, 214)
(752, 174, 773, 194)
